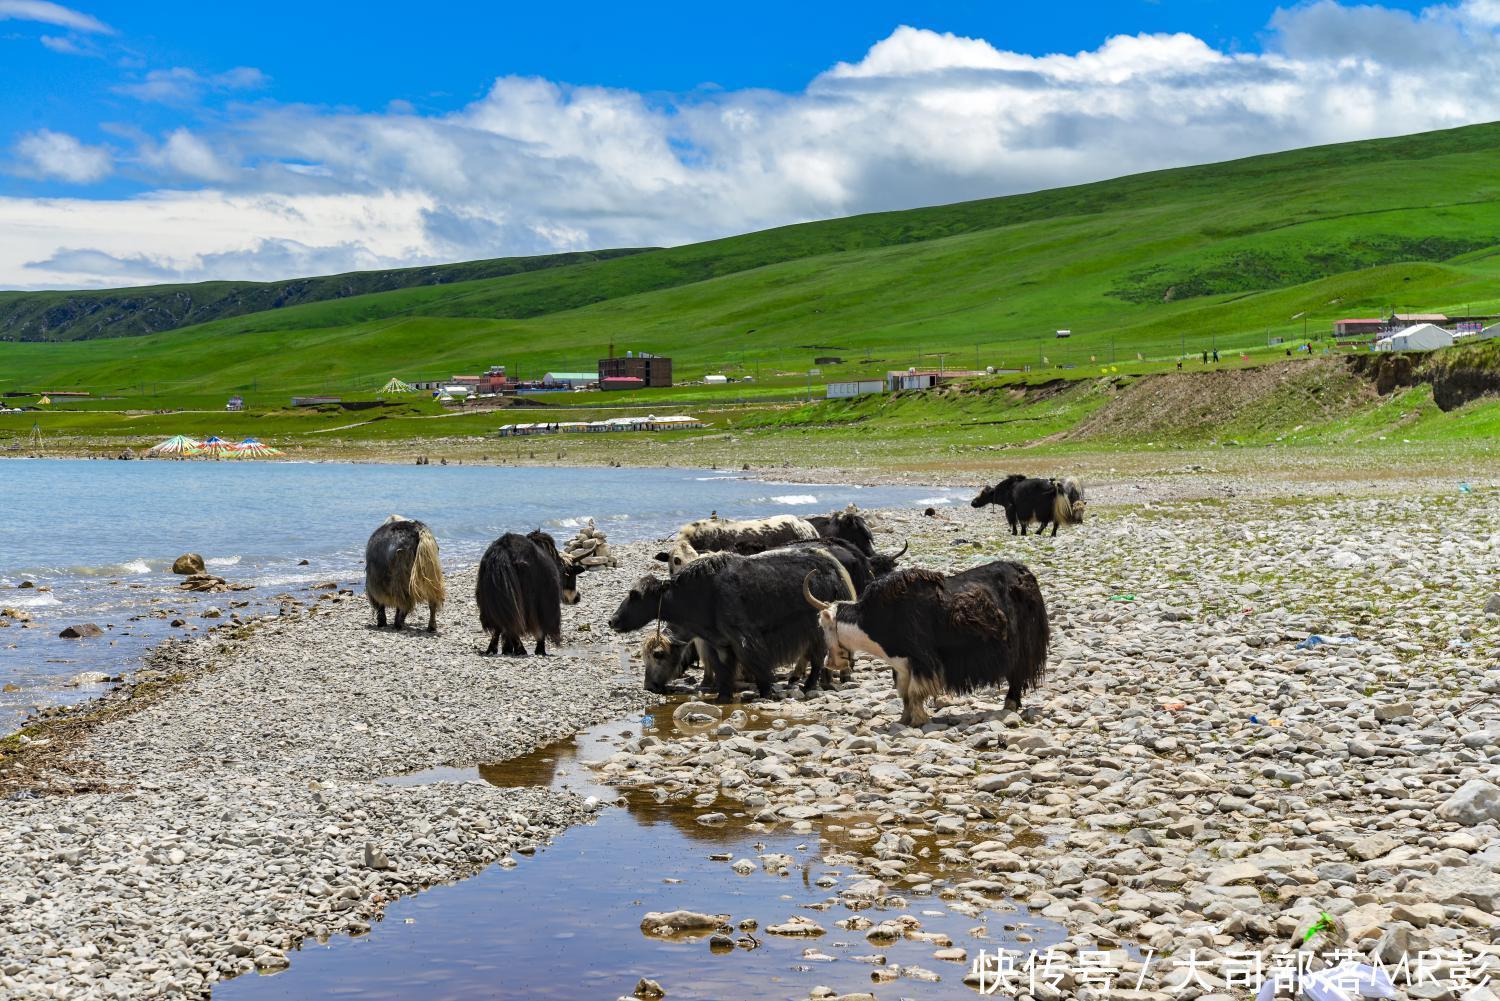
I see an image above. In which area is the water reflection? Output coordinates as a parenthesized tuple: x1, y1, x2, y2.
(220, 703, 1064, 1001)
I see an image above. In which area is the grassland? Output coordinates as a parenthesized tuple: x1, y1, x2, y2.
(3, 122, 1500, 469)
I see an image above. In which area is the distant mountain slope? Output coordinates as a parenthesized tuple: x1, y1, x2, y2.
(7, 121, 1500, 396)
(0, 249, 652, 342)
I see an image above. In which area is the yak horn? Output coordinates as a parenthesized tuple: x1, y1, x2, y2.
(802, 572, 831, 611)
(884, 539, 909, 560)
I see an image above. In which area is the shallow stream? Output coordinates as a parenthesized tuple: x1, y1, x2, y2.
(215, 698, 1062, 1000)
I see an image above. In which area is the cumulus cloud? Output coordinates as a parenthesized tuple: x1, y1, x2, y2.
(2, 190, 433, 288)
(11, 129, 112, 183)
(114, 65, 268, 104)
(0, 0, 110, 33)
(139, 128, 238, 182)
(11, 1, 1500, 288)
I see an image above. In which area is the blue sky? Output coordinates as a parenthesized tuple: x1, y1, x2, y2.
(0, 0, 1491, 288)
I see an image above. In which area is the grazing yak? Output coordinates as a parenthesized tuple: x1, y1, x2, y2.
(971, 475, 1086, 536)
(611, 547, 855, 702)
(644, 537, 876, 693)
(365, 516, 446, 632)
(803, 560, 1049, 726)
(475, 530, 580, 656)
(639, 626, 704, 695)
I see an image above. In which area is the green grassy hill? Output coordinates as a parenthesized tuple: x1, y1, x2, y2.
(0, 248, 651, 342)
(7, 121, 1500, 401)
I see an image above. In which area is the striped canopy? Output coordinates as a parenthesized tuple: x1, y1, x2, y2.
(380, 377, 415, 394)
(196, 435, 235, 457)
(229, 437, 283, 458)
(146, 434, 203, 456)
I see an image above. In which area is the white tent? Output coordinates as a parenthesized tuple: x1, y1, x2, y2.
(1375, 323, 1454, 352)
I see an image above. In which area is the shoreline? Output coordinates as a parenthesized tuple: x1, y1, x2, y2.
(3, 472, 1499, 999)
(2, 556, 662, 998)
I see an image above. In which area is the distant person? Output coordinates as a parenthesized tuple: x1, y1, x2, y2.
(1176, 359, 1183, 370)
(1212, 350, 1220, 363)
(1202, 351, 1208, 364)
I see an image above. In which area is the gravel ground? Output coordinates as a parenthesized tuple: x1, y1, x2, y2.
(599, 488, 1500, 999)
(3, 476, 1498, 1000)
(0, 561, 659, 1000)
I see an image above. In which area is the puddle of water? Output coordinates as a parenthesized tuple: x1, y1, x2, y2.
(216, 703, 1063, 1001)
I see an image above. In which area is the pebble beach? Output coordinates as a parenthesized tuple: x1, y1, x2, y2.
(3, 468, 1499, 999)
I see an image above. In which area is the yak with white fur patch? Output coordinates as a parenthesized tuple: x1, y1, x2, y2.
(803, 560, 1049, 726)
(365, 515, 446, 632)
(475, 530, 579, 656)
(669, 513, 817, 557)
(971, 475, 1085, 536)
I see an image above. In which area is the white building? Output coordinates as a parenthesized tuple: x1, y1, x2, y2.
(1374, 323, 1455, 352)
(827, 380, 884, 399)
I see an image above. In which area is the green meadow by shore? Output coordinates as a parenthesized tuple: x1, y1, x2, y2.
(4, 122, 1500, 469)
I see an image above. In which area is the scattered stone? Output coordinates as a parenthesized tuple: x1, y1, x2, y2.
(172, 553, 205, 575)
(57, 623, 103, 639)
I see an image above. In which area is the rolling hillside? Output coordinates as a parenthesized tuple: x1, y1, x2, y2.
(0, 249, 652, 343)
(6, 121, 1500, 399)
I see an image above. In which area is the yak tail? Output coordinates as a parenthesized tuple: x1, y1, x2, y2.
(1051, 489, 1074, 526)
(477, 549, 529, 637)
(1007, 567, 1051, 697)
(410, 524, 446, 611)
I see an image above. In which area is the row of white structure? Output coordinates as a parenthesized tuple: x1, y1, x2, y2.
(1374, 322, 1500, 351)
(496, 414, 705, 437)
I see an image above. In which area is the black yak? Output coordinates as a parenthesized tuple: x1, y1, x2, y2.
(807, 505, 908, 576)
(658, 534, 878, 592)
(475, 530, 579, 656)
(611, 547, 855, 702)
(971, 475, 1085, 536)
(803, 560, 1049, 726)
(365, 516, 446, 631)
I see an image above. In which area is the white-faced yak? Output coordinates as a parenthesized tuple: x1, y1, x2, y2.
(475, 530, 580, 656)
(803, 560, 1049, 727)
(971, 475, 1085, 536)
(610, 546, 855, 702)
(365, 515, 446, 632)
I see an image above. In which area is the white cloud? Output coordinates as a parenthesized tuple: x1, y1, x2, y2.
(11, 129, 112, 183)
(114, 65, 269, 104)
(2, 190, 434, 288)
(10, 1, 1500, 288)
(139, 128, 238, 182)
(0, 0, 110, 33)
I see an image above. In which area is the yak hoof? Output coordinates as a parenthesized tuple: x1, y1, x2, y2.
(714, 692, 736, 705)
(1004, 697, 1022, 711)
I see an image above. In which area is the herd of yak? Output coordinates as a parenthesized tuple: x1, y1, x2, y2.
(363, 475, 1085, 728)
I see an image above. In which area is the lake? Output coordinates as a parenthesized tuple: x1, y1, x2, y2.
(0, 460, 962, 730)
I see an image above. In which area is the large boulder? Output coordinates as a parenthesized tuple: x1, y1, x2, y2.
(1438, 779, 1500, 827)
(58, 623, 104, 639)
(172, 553, 205, 575)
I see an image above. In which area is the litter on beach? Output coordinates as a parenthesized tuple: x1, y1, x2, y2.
(1295, 635, 1357, 650)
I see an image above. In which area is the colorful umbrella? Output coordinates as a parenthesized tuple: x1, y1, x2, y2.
(146, 434, 203, 456)
(197, 435, 235, 458)
(229, 437, 283, 458)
